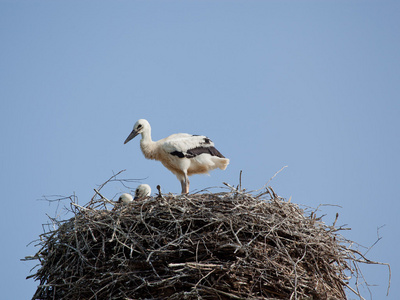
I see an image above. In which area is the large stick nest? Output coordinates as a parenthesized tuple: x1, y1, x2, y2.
(26, 183, 386, 300)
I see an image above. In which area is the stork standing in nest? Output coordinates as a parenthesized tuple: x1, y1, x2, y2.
(124, 119, 229, 194)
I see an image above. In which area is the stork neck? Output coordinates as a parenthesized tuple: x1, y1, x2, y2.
(140, 130, 157, 160)
(140, 128, 152, 143)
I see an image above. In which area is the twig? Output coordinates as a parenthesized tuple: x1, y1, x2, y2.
(93, 189, 116, 206)
(255, 165, 288, 192)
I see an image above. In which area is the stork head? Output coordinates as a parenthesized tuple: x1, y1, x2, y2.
(124, 119, 150, 144)
(134, 184, 152, 200)
(118, 193, 133, 205)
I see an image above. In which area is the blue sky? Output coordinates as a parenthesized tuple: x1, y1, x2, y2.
(1, 1, 399, 299)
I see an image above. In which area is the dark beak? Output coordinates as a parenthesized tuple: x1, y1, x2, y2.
(134, 196, 139, 200)
(124, 129, 139, 144)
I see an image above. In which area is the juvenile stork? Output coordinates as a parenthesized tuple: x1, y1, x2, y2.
(134, 184, 152, 200)
(118, 193, 133, 205)
(124, 119, 229, 194)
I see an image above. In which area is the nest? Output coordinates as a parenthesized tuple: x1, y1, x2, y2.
(26, 182, 387, 300)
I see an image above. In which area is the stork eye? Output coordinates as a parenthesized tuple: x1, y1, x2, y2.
(137, 124, 142, 129)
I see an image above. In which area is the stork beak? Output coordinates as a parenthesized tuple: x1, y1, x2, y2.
(134, 196, 139, 200)
(124, 129, 139, 144)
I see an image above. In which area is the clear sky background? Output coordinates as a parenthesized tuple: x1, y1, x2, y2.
(1, 1, 399, 299)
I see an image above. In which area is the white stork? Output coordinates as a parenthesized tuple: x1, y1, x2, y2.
(124, 119, 229, 194)
(118, 193, 133, 205)
(134, 184, 152, 200)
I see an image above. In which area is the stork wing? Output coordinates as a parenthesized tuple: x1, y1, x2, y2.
(161, 134, 224, 158)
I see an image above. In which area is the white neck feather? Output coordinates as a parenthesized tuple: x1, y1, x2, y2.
(140, 128, 158, 160)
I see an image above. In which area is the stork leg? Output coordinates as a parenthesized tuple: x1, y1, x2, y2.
(180, 173, 190, 194)
(180, 180, 186, 194)
(185, 176, 190, 194)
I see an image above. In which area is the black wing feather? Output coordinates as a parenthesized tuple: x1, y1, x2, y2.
(186, 146, 225, 158)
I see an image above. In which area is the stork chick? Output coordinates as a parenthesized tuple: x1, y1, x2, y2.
(134, 184, 152, 200)
(124, 119, 229, 194)
(118, 193, 133, 205)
